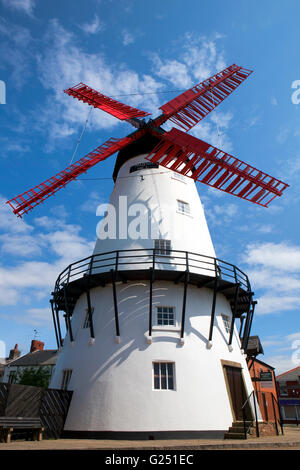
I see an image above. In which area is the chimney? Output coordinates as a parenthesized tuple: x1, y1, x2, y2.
(30, 340, 44, 353)
(9, 344, 21, 361)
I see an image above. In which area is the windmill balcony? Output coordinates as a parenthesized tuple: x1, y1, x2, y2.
(50, 248, 254, 349)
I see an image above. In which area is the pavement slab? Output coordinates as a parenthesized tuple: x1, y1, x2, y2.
(0, 427, 300, 450)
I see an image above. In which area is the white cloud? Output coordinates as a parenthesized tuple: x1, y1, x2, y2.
(245, 242, 300, 272)
(204, 202, 238, 226)
(254, 294, 300, 315)
(34, 20, 163, 147)
(18, 307, 52, 326)
(0, 0, 35, 16)
(0, 233, 42, 257)
(0, 19, 33, 88)
(191, 110, 234, 153)
(151, 56, 192, 88)
(152, 33, 226, 88)
(0, 307, 52, 326)
(122, 30, 135, 46)
(0, 286, 19, 306)
(243, 241, 300, 315)
(271, 97, 278, 106)
(276, 126, 290, 144)
(286, 332, 300, 342)
(263, 354, 298, 375)
(247, 269, 300, 293)
(79, 15, 104, 35)
(0, 196, 33, 234)
(0, 198, 95, 307)
(80, 191, 107, 213)
(0, 18, 31, 46)
(181, 33, 226, 82)
(257, 224, 273, 234)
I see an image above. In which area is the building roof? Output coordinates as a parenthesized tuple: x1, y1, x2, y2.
(277, 366, 300, 379)
(249, 357, 275, 370)
(6, 349, 58, 367)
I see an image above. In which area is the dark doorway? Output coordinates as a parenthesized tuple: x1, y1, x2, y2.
(224, 365, 251, 421)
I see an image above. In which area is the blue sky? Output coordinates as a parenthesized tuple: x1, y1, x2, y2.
(0, 0, 300, 373)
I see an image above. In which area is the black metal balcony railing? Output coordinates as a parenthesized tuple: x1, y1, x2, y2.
(50, 249, 255, 350)
(54, 248, 251, 293)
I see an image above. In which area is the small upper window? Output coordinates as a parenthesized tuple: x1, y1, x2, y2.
(221, 314, 231, 333)
(155, 239, 171, 256)
(172, 172, 186, 182)
(177, 200, 190, 215)
(130, 162, 159, 173)
(157, 307, 175, 326)
(83, 307, 94, 329)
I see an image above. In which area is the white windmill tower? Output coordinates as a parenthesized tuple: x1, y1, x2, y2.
(7, 64, 289, 438)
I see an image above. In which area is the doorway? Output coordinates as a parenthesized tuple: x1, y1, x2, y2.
(223, 365, 251, 421)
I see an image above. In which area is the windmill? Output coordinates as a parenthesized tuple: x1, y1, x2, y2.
(7, 64, 288, 438)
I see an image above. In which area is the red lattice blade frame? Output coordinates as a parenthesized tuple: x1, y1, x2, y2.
(64, 83, 151, 121)
(153, 64, 252, 131)
(6, 134, 139, 217)
(147, 128, 289, 207)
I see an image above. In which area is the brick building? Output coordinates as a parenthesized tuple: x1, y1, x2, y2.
(246, 336, 281, 425)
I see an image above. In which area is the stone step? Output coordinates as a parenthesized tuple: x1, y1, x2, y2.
(228, 426, 246, 433)
(228, 422, 252, 433)
(233, 421, 253, 427)
(224, 432, 246, 440)
(224, 421, 253, 440)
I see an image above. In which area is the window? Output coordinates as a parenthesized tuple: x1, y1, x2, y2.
(172, 172, 185, 182)
(221, 314, 231, 333)
(8, 370, 17, 384)
(279, 383, 288, 396)
(157, 307, 175, 326)
(61, 369, 72, 390)
(153, 362, 175, 390)
(83, 307, 94, 329)
(154, 239, 171, 255)
(130, 162, 159, 173)
(177, 200, 190, 214)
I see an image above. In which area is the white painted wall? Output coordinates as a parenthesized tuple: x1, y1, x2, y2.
(50, 150, 258, 434)
(93, 154, 216, 273)
(51, 280, 256, 432)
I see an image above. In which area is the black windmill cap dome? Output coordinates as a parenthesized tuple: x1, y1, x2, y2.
(112, 131, 161, 181)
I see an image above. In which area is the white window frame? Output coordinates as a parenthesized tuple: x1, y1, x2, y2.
(153, 362, 176, 391)
(156, 306, 176, 327)
(61, 369, 72, 390)
(221, 313, 231, 333)
(172, 171, 186, 183)
(154, 239, 171, 256)
(177, 199, 190, 215)
(83, 307, 94, 329)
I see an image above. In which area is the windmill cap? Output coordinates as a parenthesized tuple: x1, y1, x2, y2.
(113, 132, 160, 182)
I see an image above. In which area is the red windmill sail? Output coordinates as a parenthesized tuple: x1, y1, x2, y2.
(64, 83, 151, 121)
(7, 134, 140, 217)
(146, 128, 289, 207)
(6, 63, 289, 217)
(153, 64, 253, 131)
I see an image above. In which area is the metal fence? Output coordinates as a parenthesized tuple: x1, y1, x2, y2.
(54, 248, 250, 292)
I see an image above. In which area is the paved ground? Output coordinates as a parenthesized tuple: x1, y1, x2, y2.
(1, 427, 300, 450)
